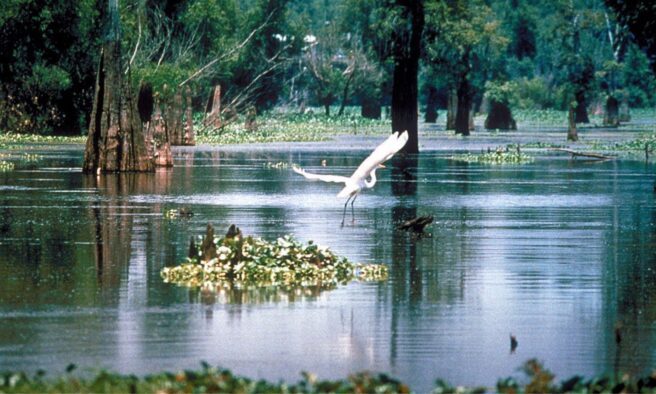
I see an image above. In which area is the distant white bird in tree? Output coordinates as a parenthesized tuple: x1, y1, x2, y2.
(293, 131, 409, 226)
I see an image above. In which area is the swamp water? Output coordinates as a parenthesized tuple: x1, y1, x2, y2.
(1, 138, 655, 392)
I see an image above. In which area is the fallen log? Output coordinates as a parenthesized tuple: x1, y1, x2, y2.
(552, 148, 615, 160)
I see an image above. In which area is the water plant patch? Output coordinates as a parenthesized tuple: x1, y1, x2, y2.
(161, 224, 388, 291)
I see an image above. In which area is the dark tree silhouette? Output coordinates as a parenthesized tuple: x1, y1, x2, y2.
(391, 0, 424, 154)
(606, 0, 656, 74)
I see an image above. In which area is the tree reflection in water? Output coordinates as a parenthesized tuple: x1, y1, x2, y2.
(85, 170, 173, 302)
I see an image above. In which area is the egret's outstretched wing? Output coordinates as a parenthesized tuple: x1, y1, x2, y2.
(350, 131, 409, 180)
(292, 166, 349, 184)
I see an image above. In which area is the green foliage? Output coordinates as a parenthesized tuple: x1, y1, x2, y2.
(621, 45, 656, 107)
(196, 109, 389, 144)
(2, 0, 656, 138)
(505, 77, 558, 109)
(26, 65, 72, 94)
(2, 360, 656, 393)
(425, 0, 509, 88)
(484, 81, 515, 104)
(132, 64, 195, 99)
(0, 0, 99, 135)
(179, 0, 238, 57)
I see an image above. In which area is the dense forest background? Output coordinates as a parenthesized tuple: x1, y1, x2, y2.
(1, 0, 655, 136)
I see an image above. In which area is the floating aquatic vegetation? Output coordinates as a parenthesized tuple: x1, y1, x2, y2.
(161, 224, 388, 291)
(0, 161, 15, 172)
(195, 109, 390, 145)
(450, 147, 534, 165)
(508, 141, 564, 149)
(588, 133, 656, 157)
(263, 161, 295, 169)
(164, 207, 194, 219)
(21, 153, 41, 162)
(0, 133, 85, 146)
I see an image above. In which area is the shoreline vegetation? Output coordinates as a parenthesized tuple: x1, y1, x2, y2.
(2, 108, 655, 172)
(1, 360, 655, 393)
(0, 108, 655, 147)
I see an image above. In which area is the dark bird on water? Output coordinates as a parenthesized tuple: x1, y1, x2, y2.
(397, 215, 434, 233)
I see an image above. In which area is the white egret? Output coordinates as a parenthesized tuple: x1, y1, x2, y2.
(293, 131, 409, 226)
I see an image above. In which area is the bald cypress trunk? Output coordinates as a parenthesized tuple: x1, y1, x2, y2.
(83, 0, 153, 173)
(454, 78, 471, 136)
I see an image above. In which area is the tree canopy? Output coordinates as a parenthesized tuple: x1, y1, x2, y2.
(0, 0, 655, 136)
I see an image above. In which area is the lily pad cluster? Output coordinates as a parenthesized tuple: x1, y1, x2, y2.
(0, 160, 15, 172)
(451, 147, 534, 164)
(163, 207, 194, 219)
(161, 224, 388, 289)
(263, 161, 294, 169)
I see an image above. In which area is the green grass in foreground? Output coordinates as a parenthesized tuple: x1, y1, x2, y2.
(2, 360, 655, 393)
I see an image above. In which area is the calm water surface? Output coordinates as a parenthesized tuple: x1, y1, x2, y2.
(1, 139, 655, 392)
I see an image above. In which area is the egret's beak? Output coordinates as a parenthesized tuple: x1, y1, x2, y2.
(378, 164, 386, 169)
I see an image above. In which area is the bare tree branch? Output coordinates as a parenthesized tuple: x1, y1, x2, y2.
(224, 43, 292, 110)
(126, 12, 142, 74)
(178, 11, 275, 87)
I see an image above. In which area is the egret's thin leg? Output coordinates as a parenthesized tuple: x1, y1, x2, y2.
(350, 194, 358, 224)
(341, 194, 353, 227)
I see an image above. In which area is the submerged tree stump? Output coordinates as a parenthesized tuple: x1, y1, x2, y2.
(205, 85, 222, 128)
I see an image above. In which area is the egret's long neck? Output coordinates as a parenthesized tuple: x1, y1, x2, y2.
(364, 168, 378, 189)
